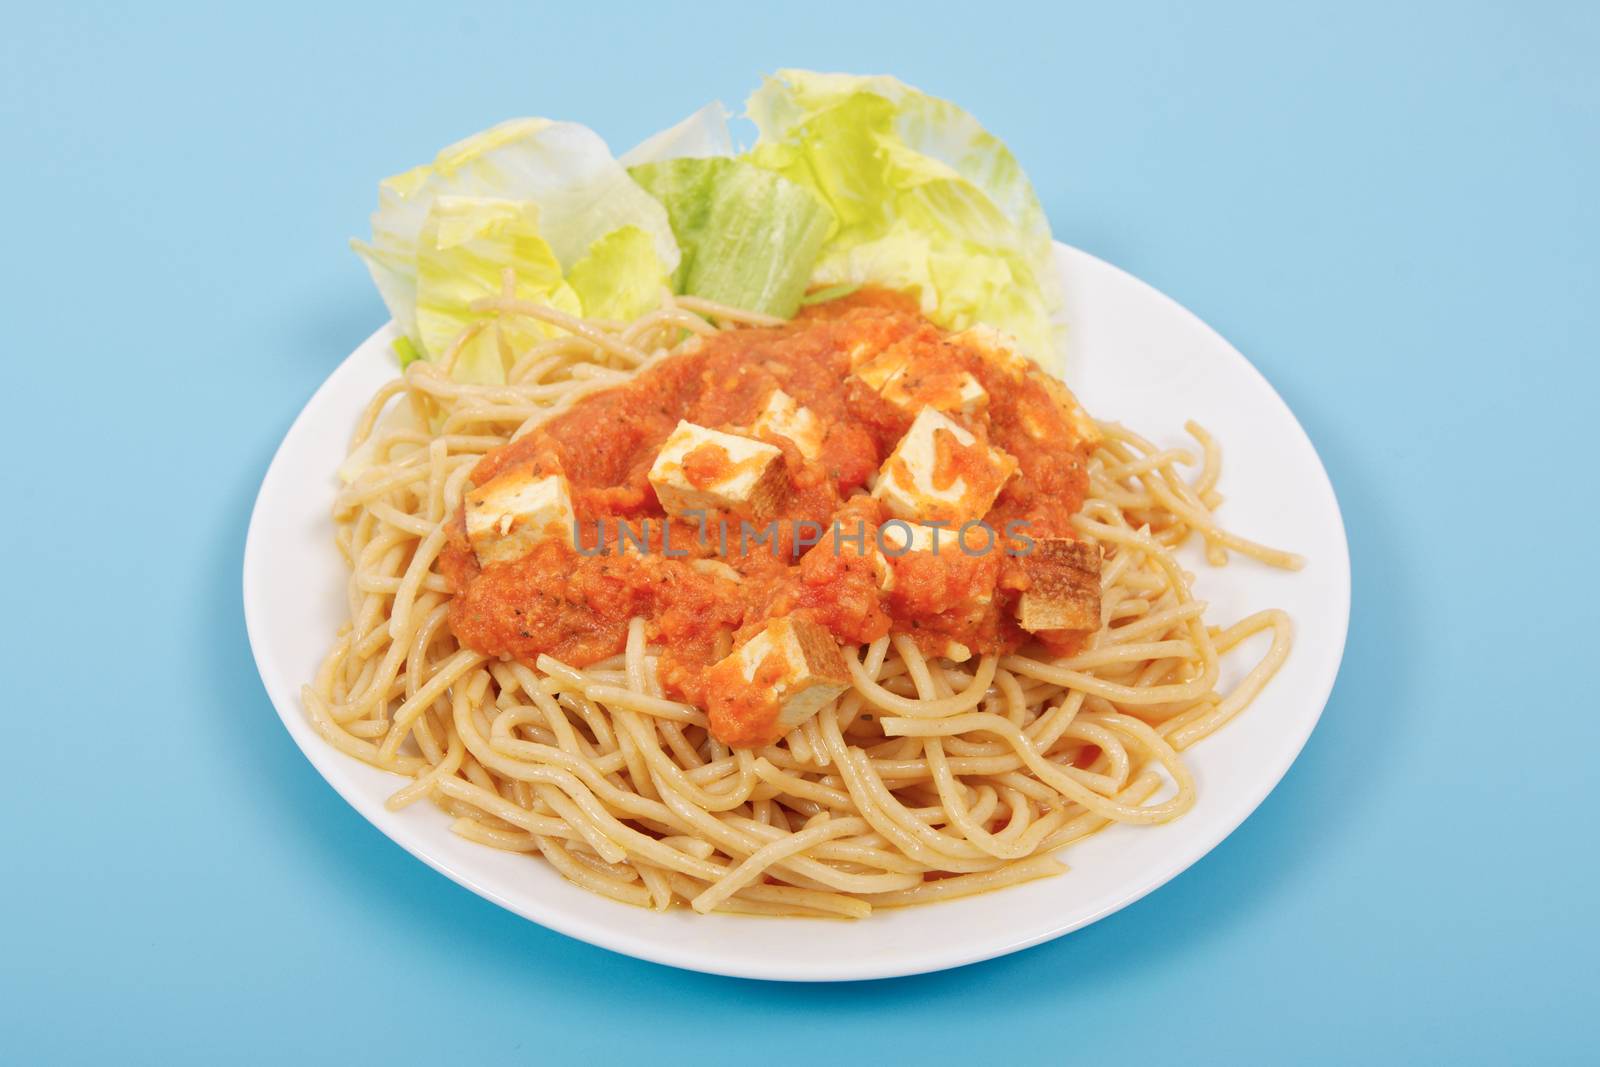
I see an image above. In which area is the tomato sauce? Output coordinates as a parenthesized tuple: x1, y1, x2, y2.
(705, 645, 796, 749)
(438, 290, 1095, 706)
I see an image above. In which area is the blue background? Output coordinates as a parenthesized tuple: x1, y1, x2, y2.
(3, 2, 1596, 1062)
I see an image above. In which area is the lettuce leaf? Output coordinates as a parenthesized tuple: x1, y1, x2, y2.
(352, 118, 679, 376)
(798, 282, 860, 306)
(629, 157, 834, 318)
(566, 225, 668, 322)
(745, 70, 1062, 364)
(413, 196, 582, 384)
(353, 73, 1066, 383)
(620, 102, 733, 167)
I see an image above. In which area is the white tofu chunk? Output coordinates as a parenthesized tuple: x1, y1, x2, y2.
(872, 407, 1017, 524)
(950, 325, 1031, 376)
(878, 519, 949, 556)
(1016, 539, 1102, 633)
(750, 389, 824, 460)
(707, 617, 852, 747)
(799, 527, 896, 591)
(852, 344, 988, 416)
(852, 345, 911, 392)
(954, 325, 1100, 447)
(648, 420, 787, 520)
(878, 520, 993, 605)
(845, 335, 896, 369)
(882, 368, 987, 416)
(464, 468, 576, 565)
(953, 373, 990, 415)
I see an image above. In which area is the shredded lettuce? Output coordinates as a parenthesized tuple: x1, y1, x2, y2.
(566, 225, 668, 322)
(798, 282, 861, 307)
(352, 118, 678, 379)
(391, 335, 422, 368)
(630, 157, 834, 319)
(412, 197, 582, 384)
(745, 70, 1062, 363)
(352, 73, 1067, 379)
(620, 102, 733, 167)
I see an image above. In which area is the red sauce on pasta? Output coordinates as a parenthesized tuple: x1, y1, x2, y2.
(439, 290, 1095, 706)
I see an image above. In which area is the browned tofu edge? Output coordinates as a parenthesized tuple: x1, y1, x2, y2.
(788, 616, 852, 688)
(1017, 538, 1102, 633)
(745, 450, 791, 522)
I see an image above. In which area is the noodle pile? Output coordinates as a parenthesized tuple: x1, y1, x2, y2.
(305, 290, 1299, 917)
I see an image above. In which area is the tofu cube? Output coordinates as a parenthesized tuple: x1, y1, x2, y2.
(878, 520, 994, 608)
(851, 345, 912, 392)
(881, 368, 987, 416)
(954, 326, 1100, 447)
(464, 468, 576, 565)
(872, 407, 1017, 524)
(707, 617, 852, 748)
(852, 343, 988, 416)
(750, 389, 824, 460)
(811, 528, 896, 591)
(950, 325, 1031, 376)
(648, 420, 787, 520)
(1016, 539, 1102, 633)
(878, 519, 952, 556)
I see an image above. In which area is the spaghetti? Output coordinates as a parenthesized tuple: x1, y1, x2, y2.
(306, 290, 1299, 917)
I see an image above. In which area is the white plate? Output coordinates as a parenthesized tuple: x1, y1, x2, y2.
(244, 243, 1350, 981)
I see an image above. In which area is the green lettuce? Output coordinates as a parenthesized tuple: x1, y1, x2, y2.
(413, 197, 582, 384)
(798, 282, 860, 306)
(565, 225, 667, 322)
(352, 118, 676, 381)
(352, 74, 1067, 381)
(745, 70, 1063, 363)
(630, 157, 834, 318)
(620, 102, 733, 167)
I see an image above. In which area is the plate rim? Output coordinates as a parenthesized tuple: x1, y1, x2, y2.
(243, 241, 1351, 981)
